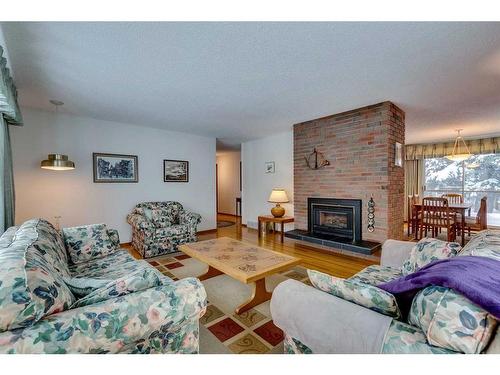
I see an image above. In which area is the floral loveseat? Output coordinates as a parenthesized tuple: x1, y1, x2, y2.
(0, 218, 207, 354)
(271, 230, 500, 354)
(127, 201, 202, 258)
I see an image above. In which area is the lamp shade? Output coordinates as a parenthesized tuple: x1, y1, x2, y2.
(41, 154, 75, 171)
(268, 189, 289, 203)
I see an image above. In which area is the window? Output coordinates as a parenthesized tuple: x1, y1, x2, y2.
(424, 153, 500, 226)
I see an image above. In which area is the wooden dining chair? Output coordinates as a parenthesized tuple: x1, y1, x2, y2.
(407, 194, 420, 238)
(464, 196, 488, 235)
(420, 197, 457, 242)
(441, 193, 463, 204)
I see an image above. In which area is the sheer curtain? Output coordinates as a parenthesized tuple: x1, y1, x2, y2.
(0, 45, 23, 233)
(403, 159, 424, 219)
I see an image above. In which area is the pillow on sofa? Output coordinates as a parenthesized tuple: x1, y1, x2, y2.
(63, 223, 118, 264)
(307, 269, 401, 318)
(71, 267, 166, 308)
(402, 238, 461, 275)
(0, 219, 75, 332)
(409, 285, 498, 354)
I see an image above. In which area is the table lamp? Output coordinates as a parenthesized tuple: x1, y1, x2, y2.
(268, 188, 289, 218)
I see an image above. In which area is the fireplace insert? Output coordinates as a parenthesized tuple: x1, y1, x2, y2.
(308, 197, 362, 243)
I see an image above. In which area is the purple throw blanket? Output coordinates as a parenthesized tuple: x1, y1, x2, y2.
(379, 256, 500, 320)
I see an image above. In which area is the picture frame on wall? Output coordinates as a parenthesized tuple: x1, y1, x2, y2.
(164, 159, 189, 182)
(395, 142, 403, 167)
(93, 153, 138, 183)
(265, 161, 275, 174)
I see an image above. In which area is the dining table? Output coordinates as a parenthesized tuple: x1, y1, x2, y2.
(413, 202, 472, 246)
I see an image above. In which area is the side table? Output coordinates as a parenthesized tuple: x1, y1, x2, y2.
(257, 215, 294, 243)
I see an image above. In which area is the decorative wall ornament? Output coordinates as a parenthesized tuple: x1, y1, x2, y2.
(367, 196, 375, 232)
(164, 159, 189, 182)
(93, 153, 138, 183)
(304, 148, 330, 170)
(395, 142, 403, 167)
(265, 161, 275, 174)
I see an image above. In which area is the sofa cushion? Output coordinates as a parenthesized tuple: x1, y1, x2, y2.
(408, 285, 498, 354)
(382, 320, 457, 354)
(71, 267, 166, 308)
(63, 277, 111, 298)
(458, 229, 500, 260)
(402, 238, 461, 275)
(308, 269, 401, 318)
(63, 223, 118, 264)
(348, 265, 402, 286)
(0, 219, 75, 332)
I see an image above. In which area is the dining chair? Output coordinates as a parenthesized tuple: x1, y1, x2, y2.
(441, 193, 463, 204)
(420, 197, 457, 242)
(407, 194, 420, 238)
(464, 196, 488, 235)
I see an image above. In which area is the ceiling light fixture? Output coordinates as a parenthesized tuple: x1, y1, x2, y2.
(445, 129, 472, 162)
(40, 100, 76, 171)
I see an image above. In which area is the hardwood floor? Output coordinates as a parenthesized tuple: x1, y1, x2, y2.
(123, 213, 378, 278)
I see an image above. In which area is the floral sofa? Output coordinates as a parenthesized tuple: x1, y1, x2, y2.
(271, 230, 500, 354)
(127, 201, 202, 258)
(0, 218, 207, 354)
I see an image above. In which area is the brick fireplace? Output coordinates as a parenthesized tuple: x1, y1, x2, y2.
(286, 101, 405, 254)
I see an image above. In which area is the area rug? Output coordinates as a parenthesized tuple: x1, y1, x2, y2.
(217, 220, 235, 228)
(147, 252, 311, 354)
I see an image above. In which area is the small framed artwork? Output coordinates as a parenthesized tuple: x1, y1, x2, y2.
(265, 161, 275, 174)
(93, 153, 138, 183)
(395, 142, 403, 167)
(164, 159, 189, 182)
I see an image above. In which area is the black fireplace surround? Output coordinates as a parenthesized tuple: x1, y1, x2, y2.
(285, 197, 381, 255)
(308, 197, 362, 243)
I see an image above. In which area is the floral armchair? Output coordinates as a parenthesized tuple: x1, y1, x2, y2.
(126, 201, 202, 258)
(0, 219, 207, 354)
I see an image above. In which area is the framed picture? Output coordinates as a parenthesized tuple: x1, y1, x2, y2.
(395, 142, 403, 167)
(265, 161, 275, 174)
(164, 159, 189, 182)
(93, 153, 138, 183)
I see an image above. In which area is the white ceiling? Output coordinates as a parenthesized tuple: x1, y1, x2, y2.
(3, 22, 500, 145)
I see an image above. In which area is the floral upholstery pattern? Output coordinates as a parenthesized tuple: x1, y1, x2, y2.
(308, 269, 401, 318)
(127, 201, 201, 258)
(382, 321, 457, 354)
(0, 219, 207, 354)
(0, 219, 75, 332)
(458, 229, 500, 260)
(72, 267, 166, 308)
(408, 285, 497, 354)
(284, 334, 312, 354)
(107, 229, 120, 248)
(348, 265, 402, 286)
(63, 224, 118, 265)
(401, 238, 461, 275)
(0, 278, 207, 353)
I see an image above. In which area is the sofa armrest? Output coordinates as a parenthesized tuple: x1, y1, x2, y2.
(127, 213, 154, 231)
(380, 239, 414, 268)
(0, 278, 207, 354)
(270, 279, 393, 354)
(179, 211, 201, 227)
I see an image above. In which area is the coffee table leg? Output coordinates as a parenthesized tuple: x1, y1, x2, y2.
(198, 265, 223, 281)
(235, 278, 272, 315)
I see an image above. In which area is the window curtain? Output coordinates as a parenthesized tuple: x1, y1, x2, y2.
(403, 159, 424, 220)
(0, 45, 23, 234)
(405, 137, 499, 160)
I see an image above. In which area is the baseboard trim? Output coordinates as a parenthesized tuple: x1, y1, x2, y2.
(198, 228, 217, 235)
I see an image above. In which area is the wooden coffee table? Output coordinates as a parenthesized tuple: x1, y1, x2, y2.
(179, 237, 301, 314)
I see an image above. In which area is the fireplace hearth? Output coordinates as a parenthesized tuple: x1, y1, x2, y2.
(285, 197, 381, 256)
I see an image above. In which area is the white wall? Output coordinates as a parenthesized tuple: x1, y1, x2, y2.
(216, 151, 241, 215)
(241, 131, 294, 230)
(11, 108, 217, 241)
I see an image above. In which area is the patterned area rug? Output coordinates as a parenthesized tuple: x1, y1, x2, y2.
(147, 252, 311, 354)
